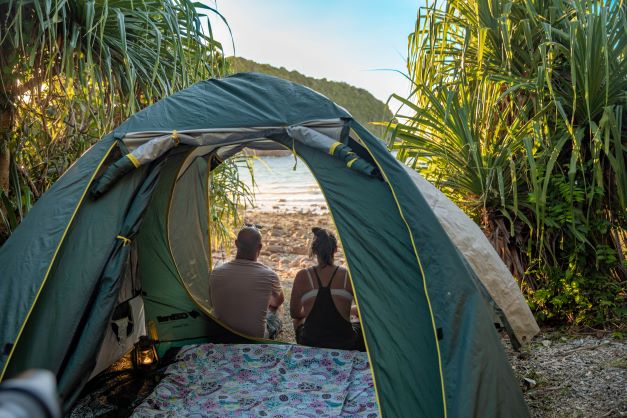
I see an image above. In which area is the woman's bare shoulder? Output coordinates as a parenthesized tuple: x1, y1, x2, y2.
(293, 268, 310, 284)
(295, 267, 310, 276)
(337, 265, 349, 274)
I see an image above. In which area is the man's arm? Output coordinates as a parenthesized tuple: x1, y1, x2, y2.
(269, 273, 284, 310)
(269, 288, 284, 310)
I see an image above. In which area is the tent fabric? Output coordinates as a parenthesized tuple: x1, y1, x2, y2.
(94, 121, 377, 196)
(402, 167, 540, 344)
(349, 122, 528, 417)
(1, 139, 146, 381)
(57, 158, 166, 406)
(282, 134, 446, 416)
(0, 72, 532, 417)
(112, 73, 351, 135)
(0, 136, 118, 373)
(135, 149, 220, 356)
(168, 155, 212, 309)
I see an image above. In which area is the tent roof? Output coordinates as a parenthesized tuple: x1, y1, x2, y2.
(115, 72, 352, 136)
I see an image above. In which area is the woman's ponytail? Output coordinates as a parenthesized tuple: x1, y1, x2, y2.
(310, 227, 337, 266)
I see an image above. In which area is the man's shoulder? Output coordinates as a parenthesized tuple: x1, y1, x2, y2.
(256, 261, 276, 272)
(213, 259, 276, 275)
(210, 261, 233, 273)
(254, 262, 279, 280)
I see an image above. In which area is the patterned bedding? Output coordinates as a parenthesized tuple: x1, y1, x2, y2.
(132, 343, 379, 417)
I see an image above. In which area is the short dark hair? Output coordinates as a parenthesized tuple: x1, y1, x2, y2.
(310, 227, 337, 266)
(236, 227, 262, 259)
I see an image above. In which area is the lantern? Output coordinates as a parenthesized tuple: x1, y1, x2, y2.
(132, 336, 158, 371)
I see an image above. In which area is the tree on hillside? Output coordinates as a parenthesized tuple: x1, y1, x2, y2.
(390, 0, 626, 325)
(228, 56, 394, 138)
(0, 0, 225, 241)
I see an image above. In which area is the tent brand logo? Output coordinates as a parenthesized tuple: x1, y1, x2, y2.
(157, 310, 200, 323)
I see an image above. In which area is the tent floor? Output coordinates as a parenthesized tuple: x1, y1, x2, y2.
(70, 343, 378, 417)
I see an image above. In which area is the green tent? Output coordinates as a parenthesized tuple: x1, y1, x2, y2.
(0, 73, 530, 417)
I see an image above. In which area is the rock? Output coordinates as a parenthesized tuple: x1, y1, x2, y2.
(290, 246, 308, 255)
(267, 245, 283, 253)
(542, 340, 552, 347)
(523, 377, 537, 388)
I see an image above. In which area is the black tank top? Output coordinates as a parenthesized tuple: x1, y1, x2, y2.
(299, 266, 357, 350)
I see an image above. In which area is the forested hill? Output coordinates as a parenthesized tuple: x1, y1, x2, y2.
(227, 57, 393, 138)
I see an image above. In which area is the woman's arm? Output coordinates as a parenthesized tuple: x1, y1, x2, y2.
(290, 270, 306, 320)
(343, 268, 359, 319)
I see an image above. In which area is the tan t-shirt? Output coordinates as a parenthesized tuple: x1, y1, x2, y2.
(210, 259, 281, 338)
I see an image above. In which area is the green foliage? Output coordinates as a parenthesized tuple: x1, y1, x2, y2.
(0, 155, 32, 231)
(391, 0, 626, 326)
(0, 0, 250, 245)
(227, 57, 393, 138)
(209, 156, 255, 255)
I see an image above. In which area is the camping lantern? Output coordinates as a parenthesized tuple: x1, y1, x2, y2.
(132, 336, 158, 371)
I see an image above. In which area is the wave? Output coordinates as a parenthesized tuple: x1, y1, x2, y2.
(239, 156, 327, 212)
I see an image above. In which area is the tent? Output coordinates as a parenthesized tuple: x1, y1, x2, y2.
(0, 73, 536, 417)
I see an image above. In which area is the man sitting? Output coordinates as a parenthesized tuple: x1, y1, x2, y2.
(210, 227, 284, 339)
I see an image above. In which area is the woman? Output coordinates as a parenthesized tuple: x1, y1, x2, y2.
(290, 227, 361, 350)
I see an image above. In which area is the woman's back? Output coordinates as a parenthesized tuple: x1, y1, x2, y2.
(290, 227, 359, 350)
(296, 265, 353, 321)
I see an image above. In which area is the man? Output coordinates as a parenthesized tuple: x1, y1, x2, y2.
(210, 227, 284, 339)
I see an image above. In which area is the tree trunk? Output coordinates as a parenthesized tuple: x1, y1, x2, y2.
(0, 145, 8, 193)
(0, 105, 12, 193)
(0, 104, 12, 242)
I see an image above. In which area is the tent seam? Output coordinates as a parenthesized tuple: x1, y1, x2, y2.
(357, 133, 448, 418)
(0, 141, 118, 382)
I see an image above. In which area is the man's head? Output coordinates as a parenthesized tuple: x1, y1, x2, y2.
(235, 227, 263, 261)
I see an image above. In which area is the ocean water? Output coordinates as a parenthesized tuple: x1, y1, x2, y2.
(237, 155, 327, 213)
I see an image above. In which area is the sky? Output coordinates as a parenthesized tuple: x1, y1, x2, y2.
(207, 0, 421, 105)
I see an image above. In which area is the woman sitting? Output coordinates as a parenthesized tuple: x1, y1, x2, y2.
(290, 227, 361, 350)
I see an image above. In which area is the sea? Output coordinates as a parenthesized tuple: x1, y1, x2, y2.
(237, 155, 328, 213)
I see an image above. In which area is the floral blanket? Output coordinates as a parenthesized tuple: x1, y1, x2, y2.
(132, 343, 379, 417)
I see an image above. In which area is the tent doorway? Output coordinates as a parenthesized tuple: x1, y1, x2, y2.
(213, 150, 355, 345)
